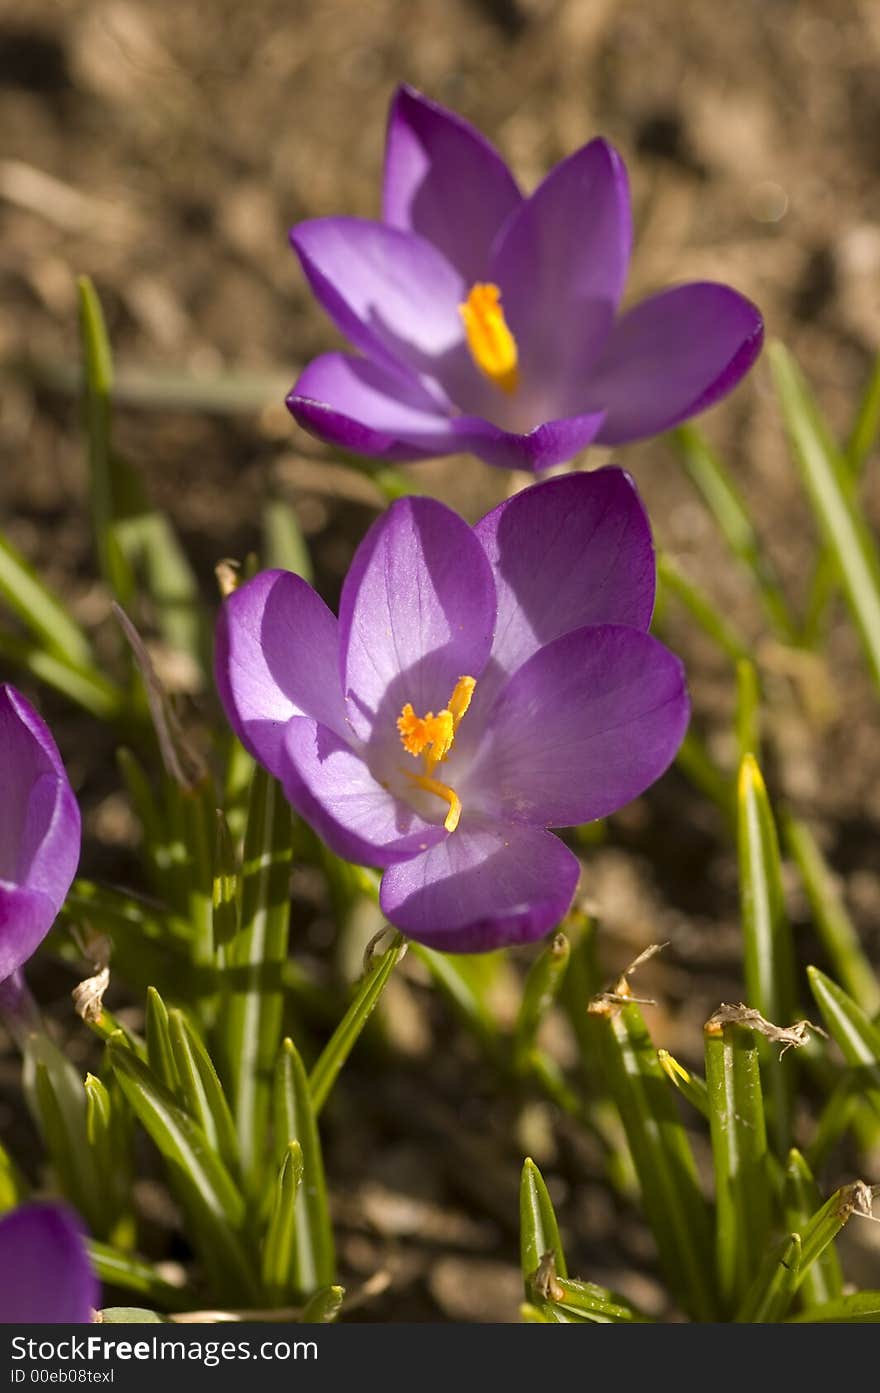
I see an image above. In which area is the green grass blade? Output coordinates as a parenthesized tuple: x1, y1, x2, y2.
(145, 987, 180, 1092)
(108, 1038, 258, 1304)
(168, 1009, 239, 1174)
(88, 1241, 192, 1311)
(274, 1039, 335, 1298)
(671, 423, 795, 639)
(299, 1284, 345, 1323)
(23, 1033, 104, 1236)
(549, 1277, 650, 1324)
(675, 727, 734, 822)
(784, 1149, 843, 1306)
(409, 944, 501, 1058)
(784, 816, 880, 1015)
(592, 1001, 715, 1320)
(737, 753, 796, 1151)
(262, 500, 314, 583)
(787, 1292, 880, 1323)
(512, 933, 570, 1073)
(223, 767, 293, 1189)
(0, 532, 94, 667)
(736, 658, 761, 762)
(309, 934, 405, 1116)
(261, 1141, 304, 1306)
(705, 1023, 773, 1312)
(735, 1233, 801, 1323)
(770, 340, 880, 690)
(795, 1182, 869, 1290)
(519, 1157, 567, 1293)
(657, 1050, 710, 1119)
(212, 810, 240, 950)
(0, 632, 122, 720)
(657, 553, 751, 664)
(807, 966, 880, 1114)
(847, 350, 880, 476)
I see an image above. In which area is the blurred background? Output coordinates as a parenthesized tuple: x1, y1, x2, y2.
(2, 0, 880, 1318)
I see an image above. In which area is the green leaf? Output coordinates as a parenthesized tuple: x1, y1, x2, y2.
(0, 531, 94, 667)
(145, 987, 180, 1092)
(262, 499, 314, 583)
(784, 817, 880, 1016)
(705, 1023, 773, 1312)
(309, 934, 405, 1115)
(0, 632, 121, 721)
(735, 1233, 801, 1323)
(671, 423, 795, 639)
(549, 1277, 650, 1324)
(847, 350, 880, 475)
(784, 1149, 843, 1307)
(770, 340, 880, 691)
(223, 767, 293, 1190)
(657, 1050, 710, 1119)
(212, 810, 240, 949)
(168, 1009, 239, 1174)
(23, 1032, 104, 1236)
(807, 966, 880, 1116)
(512, 933, 570, 1072)
(519, 1157, 567, 1293)
(735, 658, 760, 762)
(261, 1141, 304, 1306)
(300, 1284, 345, 1324)
(274, 1039, 335, 1299)
(0, 1138, 27, 1212)
(737, 753, 796, 1151)
(409, 944, 501, 1059)
(98, 1308, 165, 1323)
(108, 1038, 259, 1304)
(87, 1241, 192, 1311)
(787, 1292, 880, 1322)
(657, 552, 751, 665)
(592, 1001, 715, 1320)
(795, 1181, 869, 1290)
(84, 1072, 131, 1231)
(675, 726, 734, 822)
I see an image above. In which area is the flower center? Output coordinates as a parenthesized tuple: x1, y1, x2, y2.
(396, 675, 476, 832)
(459, 284, 519, 395)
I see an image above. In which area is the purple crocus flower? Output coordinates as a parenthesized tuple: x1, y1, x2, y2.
(0, 685, 81, 984)
(216, 468, 688, 951)
(286, 85, 763, 473)
(0, 1202, 97, 1323)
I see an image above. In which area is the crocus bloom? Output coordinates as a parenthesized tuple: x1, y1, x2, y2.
(216, 468, 688, 951)
(286, 85, 763, 472)
(0, 685, 81, 984)
(0, 1202, 97, 1323)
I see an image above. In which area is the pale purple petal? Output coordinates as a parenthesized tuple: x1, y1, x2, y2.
(466, 624, 689, 827)
(474, 467, 655, 696)
(0, 1203, 97, 1323)
(0, 686, 80, 982)
(490, 139, 632, 421)
(215, 570, 348, 777)
(379, 815, 579, 951)
(339, 496, 496, 748)
(288, 355, 604, 469)
(280, 718, 446, 868)
(588, 282, 765, 444)
(382, 85, 523, 284)
(290, 217, 483, 405)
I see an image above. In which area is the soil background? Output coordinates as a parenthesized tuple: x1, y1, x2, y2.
(1, 0, 880, 1320)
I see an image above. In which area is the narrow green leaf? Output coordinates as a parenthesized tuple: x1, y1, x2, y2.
(512, 933, 570, 1072)
(109, 1039, 258, 1304)
(99, 1308, 164, 1323)
(0, 1139, 27, 1212)
(262, 499, 314, 583)
(299, 1284, 345, 1324)
(145, 987, 180, 1093)
(735, 1233, 801, 1323)
(212, 810, 239, 949)
(88, 1241, 192, 1311)
(0, 632, 121, 720)
(737, 753, 796, 1151)
(806, 1076, 858, 1172)
(223, 767, 292, 1189)
(84, 1072, 131, 1226)
(410, 943, 501, 1058)
(274, 1039, 335, 1299)
(796, 1181, 868, 1290)
(787, 1292, 880, 1322)
(519, 1157, 567, 1292)
(261, 1141, 304, 1305)
(807, 966, 880, 1116)
(705, 1023, 772, 1312)
(675, 726, 734, 821)
(770, 340, 880, 690)
(847, 350, 880, 477)
(657, 552, 751, 664)
(592, 1002, 715, 1320)
(550, 1277, 649, 1324)
(784, 816, 880, 1015)
(657, 1049, 710, 1119)
(784, 1149, 843, 1307)
(24, 1033, 103, 1235)
(672, 423, 795, 639)
(309, 935, 405, 1115)
(0, 532, 94, 667)
(735, 658, 760, 762)
(168, 1009, 239, 1174)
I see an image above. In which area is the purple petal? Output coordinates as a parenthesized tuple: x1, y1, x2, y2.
(339, 496, 496, 748)
(490, 139, 631, 421)
(281, 718, 446, 868)
(290, 217, 481, 404)
(589, 282, 764, 444)
(466, 624, 689, 827)
(379, 815, 579, 951)
(288, 354, 604, 469)
(382, 85, 522, 285)
(0, 686, 80, 982)
(215, 570, 348, 778)
(0, 1203, 97, 1323)
(474, 468, 655, 694)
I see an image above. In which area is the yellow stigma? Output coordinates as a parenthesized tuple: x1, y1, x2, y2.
(459, 284, 519, 395)
(396, 676, 475, 831)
